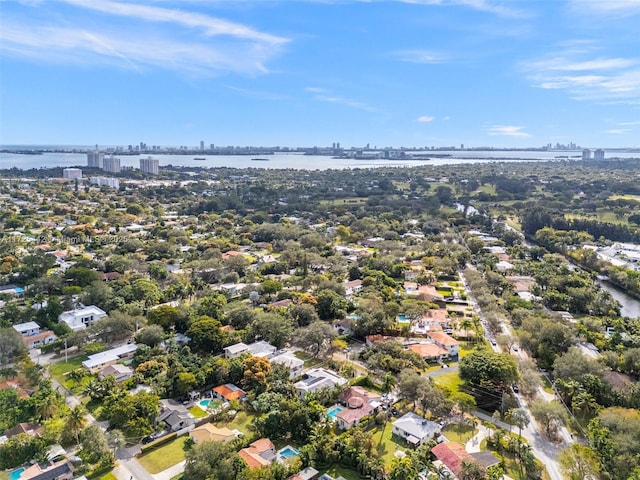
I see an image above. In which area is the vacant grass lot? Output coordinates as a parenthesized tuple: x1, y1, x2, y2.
(371, 422, 407, 466)
(322, 465, 362, 480)
(215, 410, 254, 437)
(442, 422, 477, 444)
(432, 371, 463, 394)
(137, 436, 188, 474)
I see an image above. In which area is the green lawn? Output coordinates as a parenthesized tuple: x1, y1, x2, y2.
(99, 473, 118, 480)
(188, 406, 208, 418)
(137, 436, 188, 474)
(371, 422, 407, 466)
(49, 356, 87, 385)
(432, 371, 463, 394)
(0, 471, 8, 480)
(215, 410, 254, 436)
(442, 422, 477, 444)
(322, 464, 363, 480)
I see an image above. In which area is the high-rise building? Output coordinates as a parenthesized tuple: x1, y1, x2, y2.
(200, 141, 205, 151)
(582, 149, 591, 161)
(594, 149, 605, 161)
(87, 152, 104, 168)
(102, 156, 121, 173)
(90, 177, 120, 189)
(139, 156, 159, 175)
(63, 168, 82, 179)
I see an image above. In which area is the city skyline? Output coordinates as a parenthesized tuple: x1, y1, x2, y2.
(1, 0, 639, 147)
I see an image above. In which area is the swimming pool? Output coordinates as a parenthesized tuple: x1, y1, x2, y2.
(397, 314, 409, 324)
(198, 399, 211, 409)
(9, 467, 25, 480)
(278, 446, 299, 460)
(327, 405, 344, 420)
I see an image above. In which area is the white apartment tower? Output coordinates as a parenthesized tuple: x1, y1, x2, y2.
(139, 156, 159, 174)
(594, 149, 605, 161)
(63, 168, 82, 179)
(90, 177, 120, 189)
(582, 149, 591, 161)
(87, 152, 104, 168)
(103, 156, 121, 173)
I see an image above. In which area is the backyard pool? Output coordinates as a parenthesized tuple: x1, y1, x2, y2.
(327, 405, 344, 420)
(278, 446, 299, 461)
(397, 314, 409, 324)
(198, 399, 211, 409)
(9, 467, 25, 480)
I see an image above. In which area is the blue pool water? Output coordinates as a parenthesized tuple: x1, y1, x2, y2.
(9, 468, 25, 480)
(278, 446, 299, 459)
(397, 314, 409, 323)
(198, 399, 211, 409)
(327, 405, 344, 419)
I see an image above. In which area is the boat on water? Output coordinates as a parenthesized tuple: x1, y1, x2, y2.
(194, 157, 206, 161)
(251, 158, 270, 162)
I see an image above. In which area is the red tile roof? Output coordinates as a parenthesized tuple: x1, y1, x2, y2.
(431, 442, 473, 476)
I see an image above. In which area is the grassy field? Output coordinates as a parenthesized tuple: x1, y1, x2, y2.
(322, 465, 363, 480)
(98, 473, 118, 480)
(137, 436, 188, 474)
(49, 356, 88, 392)
(371, 422, 406, 466)
(215, 410, 254, 437)
(188, 405, 208, 418)
(319, 197, 369, 205)
(442, 422, 477, 444)
(432, 371, 463, 394)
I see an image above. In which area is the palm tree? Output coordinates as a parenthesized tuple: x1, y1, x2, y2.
(67, 405, 87, 446)
(382, 372, 396, 394)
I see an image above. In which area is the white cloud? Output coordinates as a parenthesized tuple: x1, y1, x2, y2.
(305, 87, 377, 112)
(570, 0, 640, 15)
(487, 125, 531, 137)
(417, 115, 434, 122)
(523, 45, 640, 104)
(605, 129, 630, 134)
(392, 49, 445, 64)
(618, 121, 640, 125)
(0, 1, 288, 76)
(60, 0, 287, 45)
(397, 0, 526, 17)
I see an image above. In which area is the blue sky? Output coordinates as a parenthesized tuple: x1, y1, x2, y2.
(1, 0, 639, 148)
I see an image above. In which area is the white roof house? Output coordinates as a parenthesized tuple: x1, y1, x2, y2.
(13, 321, 41, 337)
(269, 351, 304, 380)
(223, 340, 277, 359)
(58, 305, 107, 331)
(392, 412, 441, 446)
(82, 344, 138, 372)
(294, 368, 347, 399)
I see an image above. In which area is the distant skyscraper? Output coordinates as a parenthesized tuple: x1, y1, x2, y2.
(594, 149, 605, 161)
(63, 168, 82, 179)
(582, 149, 591, 161)
(87, 152, 104, 168)
(139, 156, 159, 175)
(200, 141, 205, 151)
(102, 156, 121, 173)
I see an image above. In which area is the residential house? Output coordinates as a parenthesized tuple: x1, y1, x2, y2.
(287, 467, 319, 480)
(219, 283, 247, 296)
(334, 387, 381, 430)
(426, 331, 459, 358)
(408, 343, 449, 361)
(238, 438, 276, 469)
(98, 364, 133, 383)
(294, 368, 347, 399)
(58, 305, 107, 331)
(81, 344, 138, 373)
(495, 260, 514, 272)
(392, 412, 440, 446)
(223, 340, 277, 359)
(365, 334, 386, 346)
(157, 400, 194, 432)
(213, 383, 247, 402)
(344, 279, 363, 297)
(189, 424, 236, 444)
(333, 317, 353, 336)
(431, 442, 494, 479)
(19, 459, 73, 480)
(0, 379, 29, 399)
(13, 321, 57, 350)
(269, 351, 304, 380)
(4, 422, 41, 440)
(13, 321, 41, 337)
